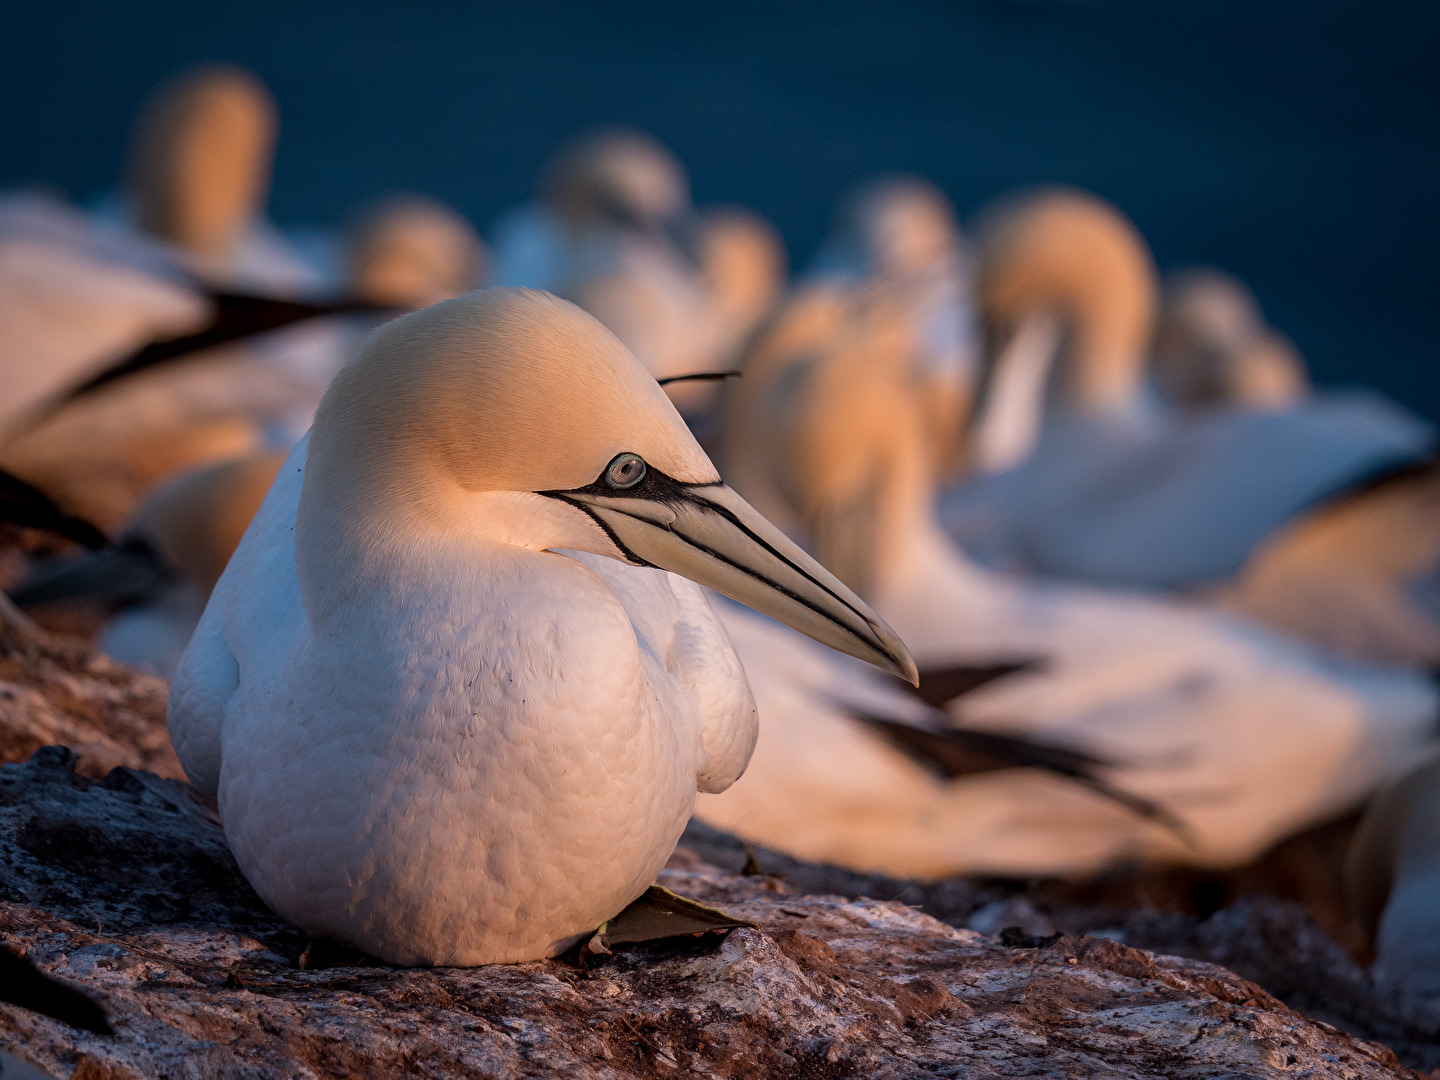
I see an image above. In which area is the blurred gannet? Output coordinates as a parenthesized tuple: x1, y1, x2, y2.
(168, 288, 913, 966)
(702, 310, 1439, 878)
(490, 129, 753, 417)
(0, 192, 209, 433)
(939, 188, 1432, 587)
(1345, 747, 1440, 1000)
(806, 176, 980, 475)
(1219, 462, 1440, 667)
(0, 195, 471, 529)
(1153, 268, 1309, 412)
(102, 64, 321, 294)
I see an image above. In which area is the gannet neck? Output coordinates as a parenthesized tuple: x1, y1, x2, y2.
(127, 65, 277, 263)
(977, 188, 1157, 416)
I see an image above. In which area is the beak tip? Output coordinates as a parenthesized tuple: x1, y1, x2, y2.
(874, 625, 919, 687)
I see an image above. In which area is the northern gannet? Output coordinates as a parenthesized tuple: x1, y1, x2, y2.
(939, 188, 1432, 587)
(804, 176, 980, 475)
(1345, 747, 1440, 1000)
(0, 193, 209, 434)
(167, 288, 913, 966)
(488, 130, 756, 417)
(1219, 461, 1440, 667)
(702, 305, 1439, 878)
(102, 64, 321, 295)
(1153, 268, 1309, 412)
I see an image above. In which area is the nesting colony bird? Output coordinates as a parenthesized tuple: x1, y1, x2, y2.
(0, 66, 333, 529)
(1219, 462, 1440, 667)
(256, 194, 487, 445)
(805, 176, 979, 475)
(490, 129, 768, 417)
(700, 299, 1439, 878)
(0, 192, 210, 434)
(106, 63, 321, 294)
(168, 288, 912, 966)
(939, 187, 1432, 588)
(1346, 748, 1440, 1000)
(348, 195, 485, 311)
(1153, 268, 1309, 412)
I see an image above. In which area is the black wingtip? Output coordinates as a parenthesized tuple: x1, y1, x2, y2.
(0, 946, 113, 1035)
(0, 468, 107, 549)
(900, 660, 1045, 710)
(10, 537, 170, 609)
(848, 710, 1192, 841)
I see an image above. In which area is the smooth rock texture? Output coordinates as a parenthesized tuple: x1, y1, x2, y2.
(0, 749, 1433, 1080)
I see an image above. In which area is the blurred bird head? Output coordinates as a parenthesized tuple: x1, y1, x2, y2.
(694, 207, 788, 342)
(349, 196, 485, 310)
(126, 64, 277, 267)
(975, 187, 1157, 414)
(1154, 268, 1309, 411)
(543, 128, 690, 234)
(839, 175, 959, 280)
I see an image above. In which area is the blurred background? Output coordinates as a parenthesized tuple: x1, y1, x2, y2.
(5, 0, 1438, 415)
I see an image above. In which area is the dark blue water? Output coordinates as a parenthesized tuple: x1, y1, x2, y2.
(4, 1, 1437, 415)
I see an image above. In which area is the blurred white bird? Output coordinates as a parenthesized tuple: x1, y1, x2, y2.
(94, 64, 322, 295)
(941, 188, 1433, 588)
(700, 302, 1440, 879)
(1153, 267, 1310, 413)
(489, 129, 779, 418)
(168, 288, 913, 966)
(805, 176, 980, 475)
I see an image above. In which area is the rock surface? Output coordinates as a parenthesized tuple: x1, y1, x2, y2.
(0, 602, 180, 782)
(0, 749, 1432, 1080)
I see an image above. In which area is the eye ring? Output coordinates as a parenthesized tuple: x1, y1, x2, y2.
(603, 452, 647, 490)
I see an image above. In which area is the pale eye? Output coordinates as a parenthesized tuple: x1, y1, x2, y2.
(603, 452, 647, 490)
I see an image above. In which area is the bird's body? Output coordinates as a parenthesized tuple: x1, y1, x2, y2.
(942, 189, 1433, 587)
(941, 391, 1432, 586)
(169, 289, 910, 965)
(699, 517, 1439, 878)
(705, 290, 1439, 878)
(178, 438, 746, 962)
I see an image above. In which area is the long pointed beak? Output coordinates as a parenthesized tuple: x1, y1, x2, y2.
(543, 477, 918, 684)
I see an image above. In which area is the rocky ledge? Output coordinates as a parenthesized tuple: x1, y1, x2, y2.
(0, 748, 1433, 1080)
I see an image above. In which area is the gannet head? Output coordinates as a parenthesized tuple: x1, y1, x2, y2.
(975, 187, 1157, 413)
(349, 195, 484, 310)
(543, 128, 690, 232)
(126, 64, 277, 264)
(695, 207, 787, 335)
(302, 288, 916, 682)
(1154, 268, 1308, 411)
(842, 175, 959, 279)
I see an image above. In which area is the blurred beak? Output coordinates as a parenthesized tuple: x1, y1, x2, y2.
(543, 477, 917, 683)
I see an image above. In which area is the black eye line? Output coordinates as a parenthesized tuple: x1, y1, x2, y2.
(537, 464, 882, 642)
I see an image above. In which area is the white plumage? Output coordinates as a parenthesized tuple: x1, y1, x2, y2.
(701, 296, 1439, 879)
(168, 288, 910, 965)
